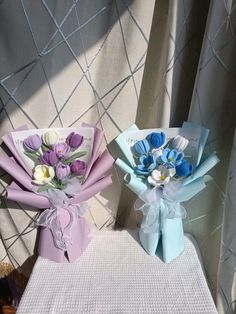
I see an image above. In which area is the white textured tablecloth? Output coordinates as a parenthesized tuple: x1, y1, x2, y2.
(17, 230, 217, 314)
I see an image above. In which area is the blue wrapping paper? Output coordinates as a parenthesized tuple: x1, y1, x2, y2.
(115, 123, 220, 263)
(139, 218, 184, 262)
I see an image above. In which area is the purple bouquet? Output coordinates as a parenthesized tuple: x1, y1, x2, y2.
(0, 124, 114, 262)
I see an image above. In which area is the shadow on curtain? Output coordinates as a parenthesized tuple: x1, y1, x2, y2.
(0, 0, 134, 122)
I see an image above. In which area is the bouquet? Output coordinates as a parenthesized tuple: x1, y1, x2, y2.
(115, 122, 219, 263)
(0, 124, 114, 262)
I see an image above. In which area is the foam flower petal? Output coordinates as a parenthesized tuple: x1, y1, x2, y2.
(172, 135, 189, 152)
(146, 132, 165, 148)
(132, 139, 150, 156)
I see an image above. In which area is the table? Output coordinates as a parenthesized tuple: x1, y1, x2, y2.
(17, 230, 217, 313)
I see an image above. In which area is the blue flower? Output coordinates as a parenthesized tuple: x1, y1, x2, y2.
(161, 148, 184, 167)
(146, 132, 165, 148)
(132, 139, 150, 156)
(134, 154, 157, 176)
(175, 159, 192, 177)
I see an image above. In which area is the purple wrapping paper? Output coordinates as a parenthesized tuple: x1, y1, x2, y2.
(0, 155, 33, 191)
(7, 183, 49, 209)
(2, 125, 30, 174)
(1, 125, 114, 262)
(6, 175, 113, 208)
(83, 150, 114, 189)
(82, 123, 104, 179)
(38, 213, 91, 263)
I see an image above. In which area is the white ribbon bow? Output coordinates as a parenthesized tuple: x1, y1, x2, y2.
(37, 178, 88, 251)
(135, 181, 186, 234)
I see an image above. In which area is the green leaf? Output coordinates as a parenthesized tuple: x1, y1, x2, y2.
(58, 183, 67, 190)
(37, 184, 53, 193)
(41, 143, 50, 152)
(24, 151, 40, 162)
(24, 151, 38, 158)
(50, 179, 62, 189)
(64, 151, 87, 164)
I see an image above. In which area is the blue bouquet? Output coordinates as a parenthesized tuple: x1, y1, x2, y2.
(115, 122, 219, 263)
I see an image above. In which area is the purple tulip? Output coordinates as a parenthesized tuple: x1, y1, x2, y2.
(56, 162, 70, 180)
(70, 160, 86, 176)
(53, 142, 70, 159)
(23, 134, 42, 152)
(40, 150, 58, 166)
(66, 132, 83, 149)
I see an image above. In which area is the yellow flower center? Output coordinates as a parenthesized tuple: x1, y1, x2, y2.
(42, 167, 50, 178)
(44, 171, 49, 178)
(160, 175, 166, 181)
(169, 157, 174, 162)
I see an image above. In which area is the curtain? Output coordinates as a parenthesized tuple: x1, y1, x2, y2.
(136, 0, 236, 312)
(1, 1, 236, 313)
(218, 132, 236, 313)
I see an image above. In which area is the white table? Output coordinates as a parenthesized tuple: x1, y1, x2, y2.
(17, 230, 217, 314)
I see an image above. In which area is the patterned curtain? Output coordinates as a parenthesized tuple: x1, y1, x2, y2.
(137, 0, 236, 312)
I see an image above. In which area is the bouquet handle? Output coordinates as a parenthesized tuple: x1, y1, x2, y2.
(161, 217, 184, 263)
(139, 217, 184, 263)
(139, 229, 160, 256)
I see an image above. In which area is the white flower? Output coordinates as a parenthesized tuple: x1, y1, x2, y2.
(151, 148, 163, 158)
(172, 135, 189, 152)
(42, 131, 59, 146)
(33, 165, 55, 185)
(148, 165, 176, 187)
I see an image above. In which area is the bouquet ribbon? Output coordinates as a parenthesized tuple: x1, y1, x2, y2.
(135, 182, 186, 234)
(37, 181, 88, 251)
